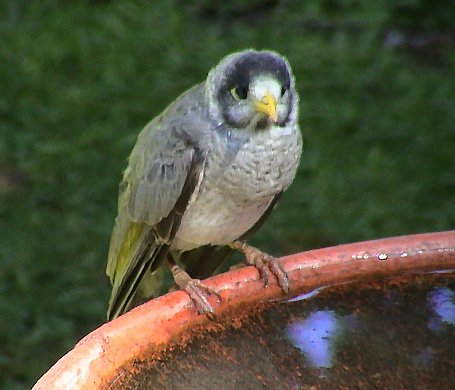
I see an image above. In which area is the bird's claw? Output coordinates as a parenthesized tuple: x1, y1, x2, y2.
(232, 241, 289, 294)
(185, 279, 221, 316)
(252, 252, 289, 294)
(266, 256, 289, 293)
(171, 265, 221, 316)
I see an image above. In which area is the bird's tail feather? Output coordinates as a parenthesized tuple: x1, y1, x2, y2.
(107, 228, 169, 321)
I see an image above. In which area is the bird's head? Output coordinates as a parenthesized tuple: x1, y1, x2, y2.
(206, 50, 298, 131)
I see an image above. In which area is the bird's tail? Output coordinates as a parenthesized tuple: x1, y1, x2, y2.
(106, 222, 169, 321)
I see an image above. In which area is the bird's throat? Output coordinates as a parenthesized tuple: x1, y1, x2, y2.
(247, 112, 271, 132)
(255, 116, 270, 130)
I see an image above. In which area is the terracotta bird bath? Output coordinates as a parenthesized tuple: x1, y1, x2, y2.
(33, 231, 455, 389)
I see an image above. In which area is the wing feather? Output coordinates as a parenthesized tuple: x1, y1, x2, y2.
(106, 85, 206, 320)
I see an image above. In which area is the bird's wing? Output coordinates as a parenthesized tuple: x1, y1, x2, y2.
(106, 88, 206, 320)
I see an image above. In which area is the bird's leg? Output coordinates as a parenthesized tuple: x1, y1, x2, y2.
(167, 255, 221, 316)
(229, 240, 289, 294)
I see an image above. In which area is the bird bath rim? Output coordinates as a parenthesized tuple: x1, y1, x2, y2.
(33, 231, 455, 390)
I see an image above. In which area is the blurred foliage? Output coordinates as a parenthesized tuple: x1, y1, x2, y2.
(0, 0, 454, 388)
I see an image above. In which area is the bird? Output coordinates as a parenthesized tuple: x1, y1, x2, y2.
(106, 49, 302, 321)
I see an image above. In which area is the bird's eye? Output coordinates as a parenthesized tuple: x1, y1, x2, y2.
(230, 86, 248, 101)
(280, 86, 287, 97)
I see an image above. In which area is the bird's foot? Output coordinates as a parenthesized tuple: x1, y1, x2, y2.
(230, 241, 289, 294)
(170, 264, 221, 316)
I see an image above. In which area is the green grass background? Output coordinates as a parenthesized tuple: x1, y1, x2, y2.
(0, 1, 454, 388)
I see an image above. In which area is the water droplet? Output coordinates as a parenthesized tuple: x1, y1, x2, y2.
(378, 253, 388, 261)
(400, 252, 408, 258)
(353, 251, 372, 260)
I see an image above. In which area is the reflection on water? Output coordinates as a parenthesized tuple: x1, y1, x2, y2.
(428, 287, 455, 327)
(286, 311, 360, 369)
(286, 310, 338, 368)
(284, 281, 455, 372)
(286, 286, 326, 303)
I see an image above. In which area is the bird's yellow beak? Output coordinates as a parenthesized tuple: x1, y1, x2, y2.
(254, 93, 278, 123)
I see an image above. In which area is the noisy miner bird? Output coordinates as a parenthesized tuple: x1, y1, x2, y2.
(106, 49, 302, 320)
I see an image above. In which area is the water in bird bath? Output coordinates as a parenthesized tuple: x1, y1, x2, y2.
(105, 273, 454, 389)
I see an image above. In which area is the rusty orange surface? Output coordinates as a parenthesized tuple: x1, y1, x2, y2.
(33, 231, 455, 389)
